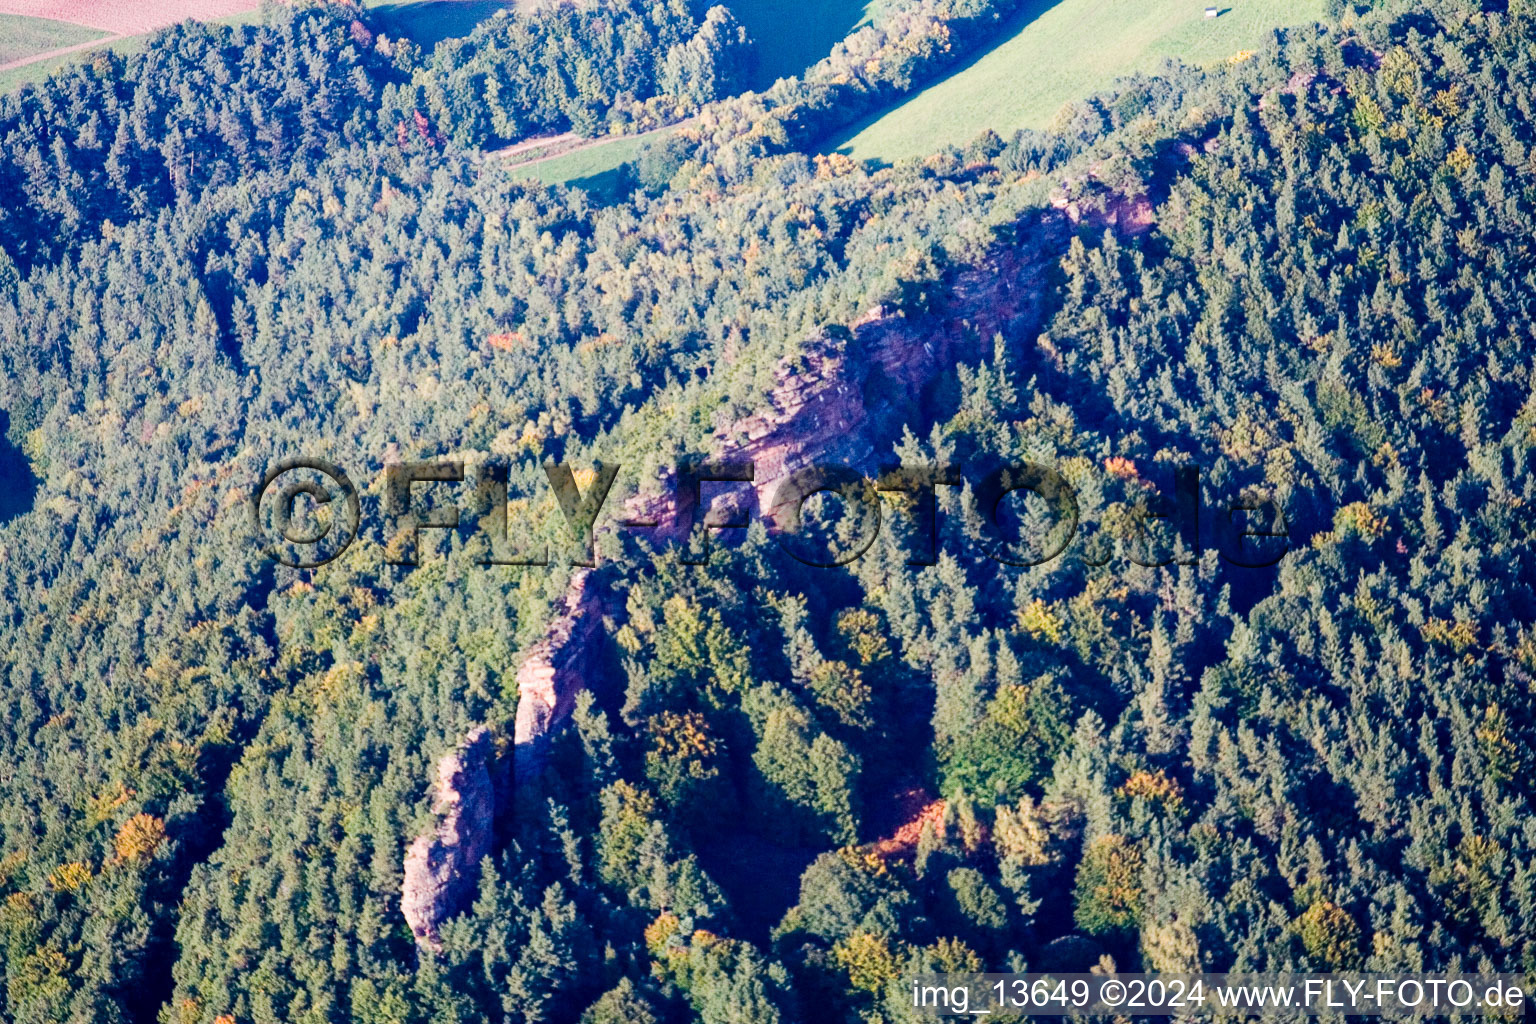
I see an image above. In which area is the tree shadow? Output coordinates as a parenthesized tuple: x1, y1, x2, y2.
(370, 0, 511, 49)
(694, 830, 822, 943)
(0, 411, 36, 525)
(565, 164, 637, 204)
(727, 0, 882, 89)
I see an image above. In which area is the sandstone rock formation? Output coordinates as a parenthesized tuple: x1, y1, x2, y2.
(400, 200, 1148, 946)
(625, 207, 1075, 537)
(401, 726, 498, 949)
(512, 567, 608, 785)
(401, 571, 611, 949)
(1050, 192, 1156, 237)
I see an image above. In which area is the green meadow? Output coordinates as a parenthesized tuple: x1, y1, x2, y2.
(0, 30, 130, 96)
(0, 14, 106, 67)
(501, 127, 679, 198)
(367, 0, 512, 49)
(366, 0, 885, 85)
(0, 8, 264, 94)
(828, 0, 1327, 164)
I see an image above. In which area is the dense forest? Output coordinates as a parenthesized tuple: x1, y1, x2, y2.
(0, 0, 1533, 1022)
(407, 0, 753, 145)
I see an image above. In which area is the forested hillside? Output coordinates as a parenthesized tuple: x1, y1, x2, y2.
(0, 0, 1532, 1022)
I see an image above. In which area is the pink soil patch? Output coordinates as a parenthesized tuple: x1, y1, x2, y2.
(0, 0, 259, 35)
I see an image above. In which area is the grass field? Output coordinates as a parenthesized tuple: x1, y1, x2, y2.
(503, 127, 674, 199)
(0, 28, 129, 93)
(368, 0, 513, 49)
(828, 0, 1326, 164)
(0, 5, 260, 93)
(509, 0, 887, 189)
(725, 0, 882, 88)
(0, 13, 104, 65)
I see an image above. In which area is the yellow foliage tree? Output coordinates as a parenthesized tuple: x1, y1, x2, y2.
(808, 660, 874, 730)
(927, 936, 982, 973)
(833, 932, 902, 994)
(1295, 900, 1362, 970)
(114, 813, 166, 864)
(644, 912, 682, 957)
(46, 861, 93, 893)
(1333, 501, 1389, 541)
(1074, 835, 1145, 936)
(836, 608, 891, 666)
(1117, 769, 1186, 815)
(1018, 598, 1065, 644)
(84, 783, 134, 827)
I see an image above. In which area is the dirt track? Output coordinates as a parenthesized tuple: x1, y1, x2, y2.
(486, 117, 697, 172)
(0, 32, 119, 72)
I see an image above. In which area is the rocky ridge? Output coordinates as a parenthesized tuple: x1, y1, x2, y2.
(511, 568, 608, 785)
(400, 726, 498, 949)
(622, 207, 1090, 536)
(401, 573, 608, 948)
(400, 200, 1156, 946)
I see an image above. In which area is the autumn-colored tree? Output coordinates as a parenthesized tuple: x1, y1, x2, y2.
(807, 659, 875, 731)
(597, 782, 659, 890)
(645, 709, 729, 821)
(113, 814, 166, 864)
(833, 932, 902, 994)
(1295, 900, 1363, 970)
(1073, 836, 1144, 938)
(45, 862, 92, 893)
(1116, 769, 1185, 816)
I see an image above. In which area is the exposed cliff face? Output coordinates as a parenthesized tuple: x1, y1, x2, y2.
(400, 201, 1143, 944)
(512, 568, 608, 785)
(717, 338, 874, 512)
(627, 208, 1073, 535)
(401, 726, 498, 949)
(1051, 192, 1155, 238)
(401, 573, 609, 949)
(611, 338, 866, 540)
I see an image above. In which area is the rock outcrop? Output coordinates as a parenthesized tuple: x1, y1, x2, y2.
(400, 200, 1147, 945)
(401, 572, 611, 949)
(512, 567, 608, 785)
(1051, 191, 1156, 238)
(401, 726, 498, 949)
(626, 208, 1073, 536)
